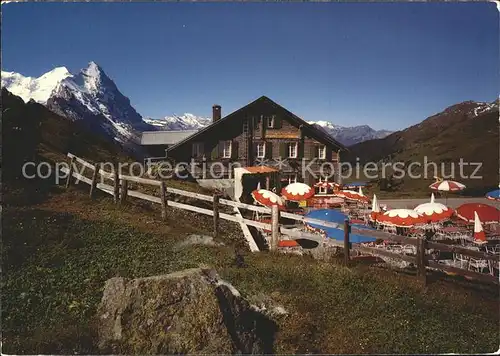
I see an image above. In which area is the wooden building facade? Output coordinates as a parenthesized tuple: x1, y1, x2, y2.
(164, 96, 347, 186)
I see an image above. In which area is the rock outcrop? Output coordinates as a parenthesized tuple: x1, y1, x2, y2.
(96, 268, 278, 354)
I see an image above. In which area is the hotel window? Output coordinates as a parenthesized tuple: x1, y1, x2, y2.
(318, 145, 326, 159)
(222, 141, 232, 158)
(257, 142, 266, 158)
(266, 115, 275, 128)
(318, 176, 328, 195)
(192, 142, 204, 157)
(288, 142, 298, 158)
(288, 174, 298, 185)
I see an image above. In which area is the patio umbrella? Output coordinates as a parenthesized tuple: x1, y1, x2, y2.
(456, 203, 500, 224)
(473, 211, 487, 244)
(251, 189, 285, 210)
(486, 189, 500, 202)
(304, 209, 377, 243)
(314, 181, 330, 189)
(369, 194, 381, 221)
(333, 189, 347, 198)
(278, 240, 300, 248)
(414, 193, 454, 223)
(341, 187, 370, 204)
(319, 225, 377, 243)
(308, 196, 344, 209)
(377, 209, 427, 227)
(429, 180, 466, 192)
(314, 181, 340, 189)
(429, 179, 466, 204)
(305, 209, 347, 225)
(281, 182, 315, 201)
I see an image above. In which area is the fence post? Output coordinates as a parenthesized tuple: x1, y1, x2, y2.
(113, 163, 119, 204)
(213, 193, 220, 238)
(344, 219, 350, 266)
(160, 181, 167, 221)
(120, 179, 128, 205)
(271, 205, 280, 251)
(89, 163, 100, 198)
(65, 156, 76, 188)
(417, 237, 427, 286)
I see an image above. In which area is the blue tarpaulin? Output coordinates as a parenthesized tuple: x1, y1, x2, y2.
(304, 209, 377, 243)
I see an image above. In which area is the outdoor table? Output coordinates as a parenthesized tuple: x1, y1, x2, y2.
(440, 227, 461, 233)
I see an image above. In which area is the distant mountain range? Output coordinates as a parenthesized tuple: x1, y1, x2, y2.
(2, 61, 392, 149)
(143, 114, 211, 131)
(143, 116, 393, 146)
(2, 61, 496, 169)
(307, 121, 393, 147)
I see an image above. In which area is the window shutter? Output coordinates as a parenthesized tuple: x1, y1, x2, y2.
(211, 143, 219, 160)
(325, 146, 332, 161)
(297, 141, 304, 159)
(274, 115, 282, 129)
(265, 141, 273, 159)
(231, 141, 239, 159)
(313, 144, 319, 158)
(262, 115, 268, 129)
(279, 142, 288, 158)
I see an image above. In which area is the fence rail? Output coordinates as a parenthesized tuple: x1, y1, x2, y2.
(62, 152, 499, 286)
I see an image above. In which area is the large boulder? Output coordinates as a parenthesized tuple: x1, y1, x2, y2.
(96, 268, 278, 354)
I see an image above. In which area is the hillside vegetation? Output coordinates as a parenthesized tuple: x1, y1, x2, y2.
(344, 101, 499, 197)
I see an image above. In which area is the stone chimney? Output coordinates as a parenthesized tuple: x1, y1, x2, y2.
(212, 105, 221, 123)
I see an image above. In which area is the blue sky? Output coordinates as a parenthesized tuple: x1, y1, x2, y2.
(2, 2, 498, 130)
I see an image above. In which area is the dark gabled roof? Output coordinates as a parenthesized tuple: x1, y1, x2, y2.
(166, 96, 348, 152)
(261, 96, 348, 152)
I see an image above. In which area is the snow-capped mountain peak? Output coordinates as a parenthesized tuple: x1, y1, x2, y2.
(143, 113, 211, 130)
(2, 61, 154, 157)
(1, 66, 72, 104)
(77, 61, 106, 94)
(470, 101, 498, 117)
(144, 114, 392, 147)
(308, 120, 393, 146)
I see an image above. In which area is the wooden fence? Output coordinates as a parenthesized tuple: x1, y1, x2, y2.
(61, 153, 499, 286)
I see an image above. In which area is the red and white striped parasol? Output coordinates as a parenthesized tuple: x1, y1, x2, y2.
(429, 180, 466, 192)
(342, 187, 370, 204)
(473, 211, 487, 244)
(369, 194, 381, 221)
(456, 203, 500, 224)
(251, 189, 285, 210)
(377, 209, 427, 227)
(413, 193, 454, 223)
(314, 181, 340, 189)
(281, 182, 315, 201)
